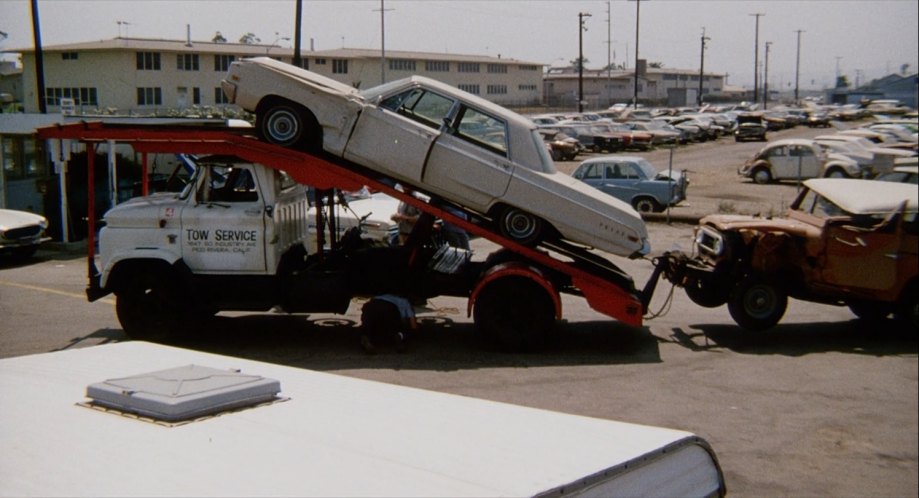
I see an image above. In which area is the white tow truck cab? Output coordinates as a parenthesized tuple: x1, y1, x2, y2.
(0, 342, 727, 497)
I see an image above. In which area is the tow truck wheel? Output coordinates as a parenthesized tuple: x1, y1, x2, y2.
(474, 277, 555, 352)
(497, 207, 545, 247)
(727, 276, 787, 331)
(115, 268, 187, 342)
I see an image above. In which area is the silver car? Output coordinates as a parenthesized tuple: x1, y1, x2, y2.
(0, 209, 50, 259)
(222, 57, 649, 257)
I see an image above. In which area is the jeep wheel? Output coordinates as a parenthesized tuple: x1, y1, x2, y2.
(115, 268, 187, 342)
(848, 300, 892, 322)
(684, 277, 729, 308)
(728, 276, 787, 331)
(474, 277, 556, 352)
(497, 207, 545, 246)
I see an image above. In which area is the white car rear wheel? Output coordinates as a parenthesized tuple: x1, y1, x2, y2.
(497, 207, 544, 246)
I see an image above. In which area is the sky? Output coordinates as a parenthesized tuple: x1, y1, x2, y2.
(1, 0, 917, 91)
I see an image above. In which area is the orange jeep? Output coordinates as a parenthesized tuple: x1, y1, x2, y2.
(675, 178, 917, 330)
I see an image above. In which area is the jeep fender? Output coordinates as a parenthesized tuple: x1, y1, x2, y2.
(467, 261, 562, 320)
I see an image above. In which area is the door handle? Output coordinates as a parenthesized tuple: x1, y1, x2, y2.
(244, 208, 262, 216)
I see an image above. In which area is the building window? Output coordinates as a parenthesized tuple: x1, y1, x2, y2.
(193, 87, 201, 105)
(487, 64, 507, 74)
(389, 59, 416, 71)
(214, 54, 236, 71)
(519, 64, 539, 71)
(486, 84, 507, 95)
(177, 53, 200, 71)
(61, 52, 78, 60)
(136, 52, 161, 70)
(518, 84, 537, 92)
(44, 87, 98, 107)
(1, 137, 47, 181)
(137, 87, 162, 106)
(314, 58, 326, 65)
(215, 87, 230, 104)
(458, 84, 480, 94)
(332, 59, 348, 74)
(425, 60, 449, 72)
(457, 63, 480, 73)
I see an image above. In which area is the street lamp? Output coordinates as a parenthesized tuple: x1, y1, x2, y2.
(266, 33, 290, 55)
(578, 12, 591, 113)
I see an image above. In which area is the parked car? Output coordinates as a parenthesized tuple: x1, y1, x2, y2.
(733, 112, 768, 142)
(805, 111, 832, 128)
(685, 178, 917, 330)
(0, 209, 50, 259)
(538, 129, 580, 161)
(606, 123, 654, 151)
(739, 139, 865, 184)
(815, 134, 916, 176)
(572, 156, 689, 213)
(625, 121, 680, 146)
(563, 124, 626, 153)
(222, 57, 650, 257)
(876, 164, 919, 185)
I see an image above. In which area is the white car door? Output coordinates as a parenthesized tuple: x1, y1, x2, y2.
(344, 87, 451, 185)
(423, 104, 514, 212)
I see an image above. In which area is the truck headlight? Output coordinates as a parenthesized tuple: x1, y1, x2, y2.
(695, 226, 725, 257)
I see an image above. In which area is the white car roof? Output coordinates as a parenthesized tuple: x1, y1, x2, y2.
(804, 178, 918, 214)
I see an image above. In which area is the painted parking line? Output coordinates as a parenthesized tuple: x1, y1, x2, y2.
(0, 279, 115, 305)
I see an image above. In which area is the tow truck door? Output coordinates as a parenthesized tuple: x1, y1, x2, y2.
(180, 164, 267, 273)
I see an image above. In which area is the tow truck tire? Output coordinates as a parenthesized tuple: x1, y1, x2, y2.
(728, 276, 787, 331)
(115, 266, 188, 342)
(256, 98, 321, 152)
(497, 207, 545, 247)
(474, 277, 555, 352)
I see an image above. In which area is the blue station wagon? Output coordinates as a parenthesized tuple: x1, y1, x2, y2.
(572, 156, 689, 213)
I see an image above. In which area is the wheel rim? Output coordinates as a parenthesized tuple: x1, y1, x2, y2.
(753, 169, 771, 184)
(744, 284, 778, 319)
(827, 169, 847, 178)
(634, 199, 655, 213)
(502, 209, 539, 242)
(265, 108, 300, 144)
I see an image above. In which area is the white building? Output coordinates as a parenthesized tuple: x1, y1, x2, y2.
(8, 37, 545, 115)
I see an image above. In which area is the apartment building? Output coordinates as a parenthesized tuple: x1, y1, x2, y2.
(10, 37, 544, 115)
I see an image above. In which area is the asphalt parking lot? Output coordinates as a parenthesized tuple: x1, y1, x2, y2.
(1, 122, 916, 496)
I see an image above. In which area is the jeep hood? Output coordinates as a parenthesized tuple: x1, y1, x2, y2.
(699, 214, 818, 238)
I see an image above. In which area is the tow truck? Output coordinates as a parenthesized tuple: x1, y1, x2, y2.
(37, 121, 676, 351)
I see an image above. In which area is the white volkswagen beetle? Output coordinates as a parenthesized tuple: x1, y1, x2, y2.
(221, 57, 649, 258)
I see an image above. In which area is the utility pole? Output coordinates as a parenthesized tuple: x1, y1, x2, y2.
(750, 13, 764, 104)
(292, 0, 303, 67)
(698, 27, 710, 107)
(633, 0, 641, 109)
(578, 12, 591, 113)
(606, 0, 612, 107)
(375, 0, 394, 84)
(794, 29, 804, 102)
(763, 41, 772, 109)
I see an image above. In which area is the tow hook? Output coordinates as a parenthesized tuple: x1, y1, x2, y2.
(639, 251, 692, 313)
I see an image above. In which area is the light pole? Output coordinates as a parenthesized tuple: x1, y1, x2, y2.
(794, 29, 804, 102)
(633, 0, 641, 109)
(698, 27, 710, 107)
(750, 13, 764, 104)
(763, 41, 771, 108)
(578, 11, 591, 113)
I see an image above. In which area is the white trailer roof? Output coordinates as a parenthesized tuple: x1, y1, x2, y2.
(0, 342, 724, 497)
